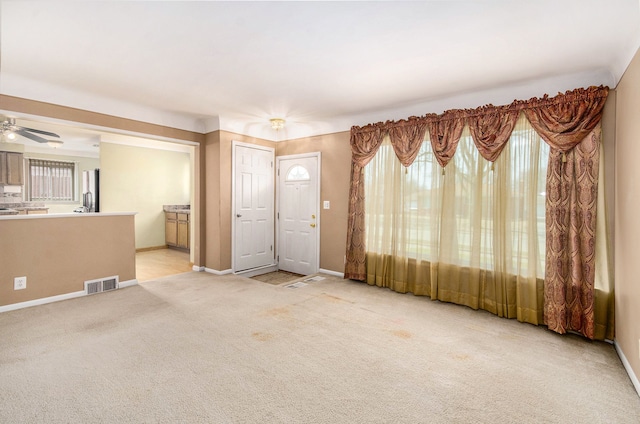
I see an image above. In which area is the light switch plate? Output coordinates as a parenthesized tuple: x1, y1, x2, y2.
(323, 200, 330, 209)
(14, 276, 27, 290)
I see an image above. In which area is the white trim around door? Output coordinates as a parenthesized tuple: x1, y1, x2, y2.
(276, 152, 321, 276)
(231, 141, 276, 274)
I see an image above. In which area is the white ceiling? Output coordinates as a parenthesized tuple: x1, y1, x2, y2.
(1, 0, 639, 148)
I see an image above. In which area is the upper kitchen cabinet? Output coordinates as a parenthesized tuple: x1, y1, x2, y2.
(0, 151, 24, 185)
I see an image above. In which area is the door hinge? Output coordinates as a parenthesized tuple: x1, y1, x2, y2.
(277, 168, 280, 176)
(271, 245, 273, 251)
(277, 212, 279, 219)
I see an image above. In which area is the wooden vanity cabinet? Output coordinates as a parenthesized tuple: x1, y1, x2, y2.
(165, 212, 178, 246)
(0, 152, 24, 185)
(177, 213, 189, 249)
(165, 211, 189, 249)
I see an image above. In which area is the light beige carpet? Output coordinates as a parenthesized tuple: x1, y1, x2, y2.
(1, 271, 639, 423)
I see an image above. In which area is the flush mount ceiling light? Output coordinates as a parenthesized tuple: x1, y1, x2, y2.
(270, 118, 285, 131)
(47, 139, 64, 148)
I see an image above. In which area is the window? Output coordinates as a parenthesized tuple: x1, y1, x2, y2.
(286, 165, 310, 181)
(27, 159, 76, 202)
(364, 113, 548, 279)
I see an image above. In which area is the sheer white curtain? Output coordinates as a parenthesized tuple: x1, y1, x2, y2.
(365, 113, 549, 324)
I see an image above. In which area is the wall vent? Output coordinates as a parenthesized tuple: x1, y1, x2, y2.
(84, 276, 119, 295)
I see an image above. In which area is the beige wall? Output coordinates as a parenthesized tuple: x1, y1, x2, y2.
(601, 91, 616, 262)
(277, 132, 351, 273)
(204, 131, 222, 270)
(204, 131, 274, 271)
(614, 47, 640, 382)
(192, 143, 205, 266)
(0, 142, 25, 153)
(100, 142, 191, 249)
(0, 214, 136, 307)
(202, 130, 350, 274)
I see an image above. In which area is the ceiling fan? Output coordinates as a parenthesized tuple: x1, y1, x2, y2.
(1, 117, 61, 144)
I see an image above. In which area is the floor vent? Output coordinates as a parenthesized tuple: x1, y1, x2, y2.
(84, 276, 119, 295)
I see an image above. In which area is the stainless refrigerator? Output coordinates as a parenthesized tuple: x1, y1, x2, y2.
(82, 169, 100, 212)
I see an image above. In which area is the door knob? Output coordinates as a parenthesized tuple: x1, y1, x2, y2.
(310, 223, 316, 228)
(236, 214, 242, 218)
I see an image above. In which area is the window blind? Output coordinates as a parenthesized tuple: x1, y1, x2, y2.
(28, 159, 75, 201)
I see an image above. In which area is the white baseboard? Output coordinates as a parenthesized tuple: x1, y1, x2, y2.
(319, 268, 344, 278)
(0, 290, 86, 313)
(118, 279, 138, 288)
(0, 279, 139, 314)
(193, 265, 205, 272)
(205, 267, 233, 275)
(615, 340, 640, 397)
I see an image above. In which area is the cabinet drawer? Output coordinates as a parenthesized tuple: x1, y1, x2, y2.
(177, 213, 189, 221)
(165, 212, 177, 220)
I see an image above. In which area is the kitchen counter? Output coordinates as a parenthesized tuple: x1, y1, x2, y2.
(163, 204, 190, 214)
(0, 202, 49, 215)
(0, 211, 136, 220)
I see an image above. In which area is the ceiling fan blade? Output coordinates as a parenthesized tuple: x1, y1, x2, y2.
(18, 127, 60, 138)
(14, 129, 49, 143)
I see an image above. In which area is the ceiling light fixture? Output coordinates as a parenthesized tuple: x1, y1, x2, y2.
(47, 139, 64, 149)
(270, 118, 285, 131)
(1, 132, 16, 143)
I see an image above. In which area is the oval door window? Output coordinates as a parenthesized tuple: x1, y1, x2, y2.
(286, 165, 310, 181)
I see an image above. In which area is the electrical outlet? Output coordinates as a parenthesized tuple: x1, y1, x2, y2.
(14, 276, 27, 290)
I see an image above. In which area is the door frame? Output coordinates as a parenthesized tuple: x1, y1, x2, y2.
(276, 152, 321, 274)
(231, 141, 276, 275)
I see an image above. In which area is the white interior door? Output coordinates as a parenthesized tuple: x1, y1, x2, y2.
(278, 154, 319, 275)
(233, 143, 275, 272)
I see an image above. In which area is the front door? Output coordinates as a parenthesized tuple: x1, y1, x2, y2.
(233, 143, 275, 272)
(277, 154, 320, 275)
